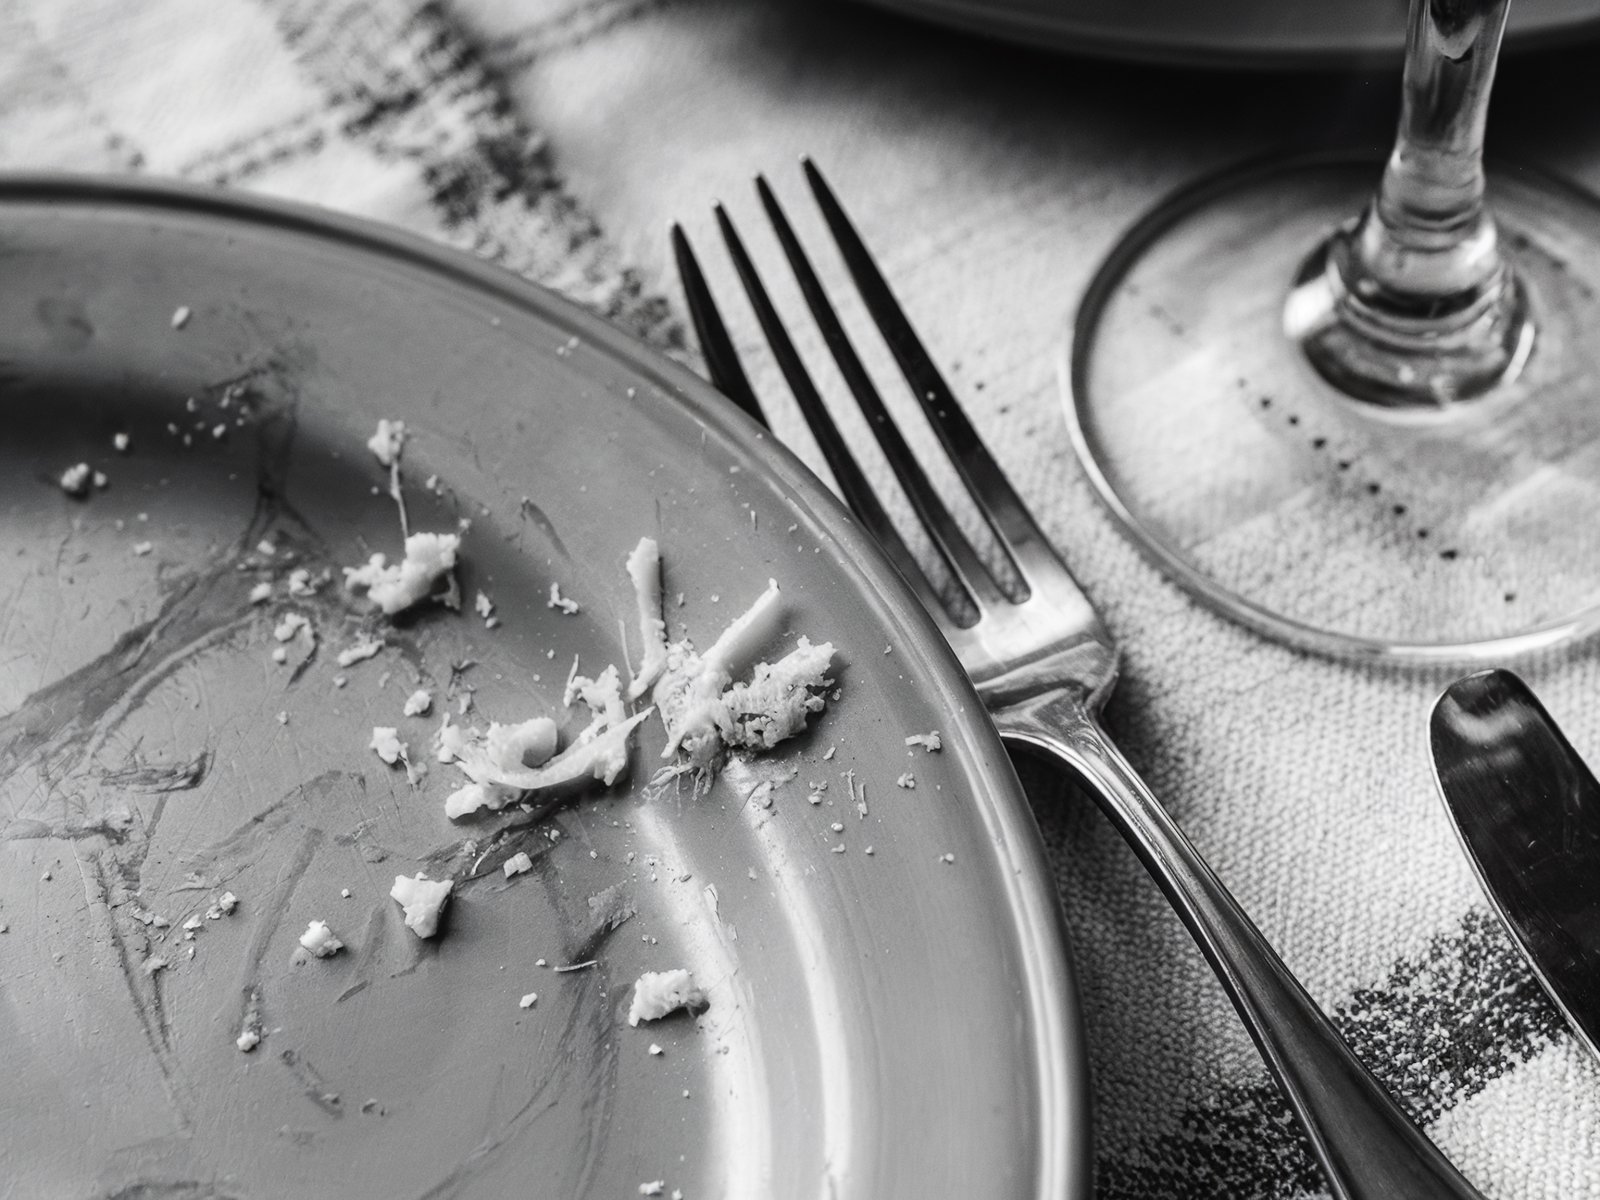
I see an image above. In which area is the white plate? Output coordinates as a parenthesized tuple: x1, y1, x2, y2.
(0, 177, 1089, 1199)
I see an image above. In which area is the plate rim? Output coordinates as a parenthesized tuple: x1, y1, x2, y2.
(849, 0, 1600, 69)
(0, 170, 1093, 1200)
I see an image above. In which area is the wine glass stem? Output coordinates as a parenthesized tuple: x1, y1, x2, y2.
(1365, 0, 1508, 297)
(1288, 0, 1534, 408)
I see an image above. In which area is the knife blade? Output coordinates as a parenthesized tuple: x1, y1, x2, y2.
(1430, 667, 1600, 1063)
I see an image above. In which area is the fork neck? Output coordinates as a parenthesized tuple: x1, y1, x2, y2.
(969, 637, 1119, 717)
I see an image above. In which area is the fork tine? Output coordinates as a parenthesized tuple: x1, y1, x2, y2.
(705, 203, 942, 613)
(671, 223, 768, 428)
(754, 175, 1006, 616)
(802, 158, 1059, 593)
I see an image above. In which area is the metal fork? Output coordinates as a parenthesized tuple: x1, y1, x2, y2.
(672, 160, 1485, 1200)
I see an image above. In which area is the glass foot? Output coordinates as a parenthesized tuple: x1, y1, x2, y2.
(1063, 151, 1600, 665)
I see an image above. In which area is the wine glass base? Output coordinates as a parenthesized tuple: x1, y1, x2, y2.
(1062, 151, 1600, 666)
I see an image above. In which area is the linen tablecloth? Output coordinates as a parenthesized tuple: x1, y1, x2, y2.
(4, 0, 1600, 1195)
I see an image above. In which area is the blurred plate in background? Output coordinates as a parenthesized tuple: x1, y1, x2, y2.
(851, 0, 1600, 67)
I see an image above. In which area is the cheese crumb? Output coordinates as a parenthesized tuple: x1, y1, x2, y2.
(113, 432, 131, 453)
(273, 612, 311, 643)
(249, 582, 273, 604)
(403, 689, 433, 717)
(59, 463, 92, 497)
(627, 969, 707, 1026)
(905, 730, 942, 752)
(345, 532, 460, 615)
(548, 582, 580, 614)
(519, 992, 538, 1009)
(298, 920, 344, 958)
(639, 1185, 664, 1197)
(896, 772, 915, 789)
(367, 419, 407, 468)
(390, 873, 453, 938)
(370, 727, 407, 767)
(170, 305, 191, 329)
(236, 1028, 261, 1053)
(502, 851, 533, 878)
(336, 634, 385, 667)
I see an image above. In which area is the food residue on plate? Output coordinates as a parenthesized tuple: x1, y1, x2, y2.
(336, 634, 385, 667)
(630, 542, 835, 780)
(58, 462, 92, 498)
(627, 968, 707, 1026)
(390, 873, 453, 938)
(547, 582, 581, 615)
(287, 567, 320, 597)
(273, 612, 313, 644)
(345, 532, 461, 615)
(369, 727, 407, 767)
(403, 688, 433, 717)
(297, 920, 344, 958)
(366, 418, 407, 468)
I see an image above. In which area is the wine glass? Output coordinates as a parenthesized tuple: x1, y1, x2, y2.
(1063, 0, 1600, 665)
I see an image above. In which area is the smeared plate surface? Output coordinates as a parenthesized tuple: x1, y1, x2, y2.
(0, 177, 1087, 1200)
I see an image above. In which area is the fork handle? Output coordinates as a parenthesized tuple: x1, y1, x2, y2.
(994, 691, 1485, 1200)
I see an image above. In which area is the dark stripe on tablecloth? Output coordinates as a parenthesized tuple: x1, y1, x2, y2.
(255, 0, 683, 353)
(1098, 907, 1564, 1199)
(177, 110, 329, 187)
(475, 0, 675, 75)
